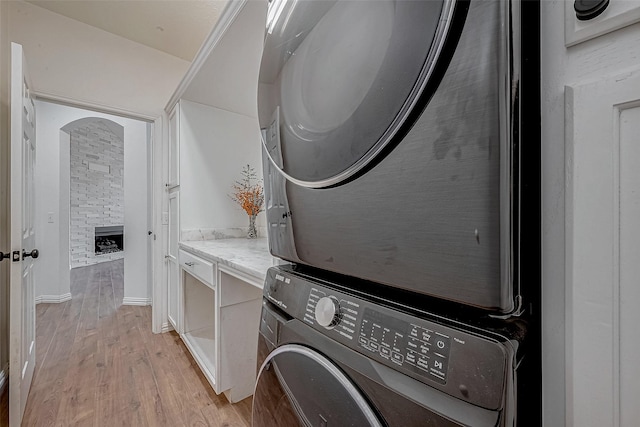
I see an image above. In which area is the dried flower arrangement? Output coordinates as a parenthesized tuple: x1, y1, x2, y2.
(229, 164, 264, 238)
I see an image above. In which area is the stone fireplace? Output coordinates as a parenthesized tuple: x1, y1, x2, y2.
(69, 118, 124, 268)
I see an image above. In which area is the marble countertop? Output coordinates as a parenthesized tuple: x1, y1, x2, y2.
(179, 238, 273, 283)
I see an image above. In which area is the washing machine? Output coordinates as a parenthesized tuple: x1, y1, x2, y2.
(252, 266, 527, 427)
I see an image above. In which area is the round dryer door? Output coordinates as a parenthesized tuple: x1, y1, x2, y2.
(258, 0, 462, 187)
(252, 344, 382, 427)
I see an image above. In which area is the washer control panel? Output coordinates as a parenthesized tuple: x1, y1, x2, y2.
(306, 288, 452, 384)
(360, 308, 451, 384)
(264, 266, 515, 410)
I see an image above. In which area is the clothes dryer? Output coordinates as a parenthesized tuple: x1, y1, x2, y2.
(258, 0, 540, 314)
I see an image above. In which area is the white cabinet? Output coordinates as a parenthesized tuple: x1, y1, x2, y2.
(565, 68, 640, 427)
(167, 191, 180, 330)
(168, 103, 180, 188)
(180, 248, 215, 286)
(541, 3, 640, 425)
(179, 248, 263, 403)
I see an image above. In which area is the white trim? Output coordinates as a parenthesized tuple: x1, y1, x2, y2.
(35, 91, 156, 122)
(122, 297, 152, 306)
(164, 0, 248, 112)
(35, 293, 72, 305)
(161, 322, 174, 334)
(0, 362, 8, 395)
(152, 115, 166, 334)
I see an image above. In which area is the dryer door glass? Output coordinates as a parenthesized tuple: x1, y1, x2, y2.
(253, 344, 382, 427)
(258, 0, 459, 187)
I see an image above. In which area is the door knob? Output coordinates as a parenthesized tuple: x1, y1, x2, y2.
(22, 249, 39, 259)
(0, 251, 10, 262)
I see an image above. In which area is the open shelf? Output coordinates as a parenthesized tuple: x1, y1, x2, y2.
(182, 270, 217, 386)
(183, 326, 216, 373)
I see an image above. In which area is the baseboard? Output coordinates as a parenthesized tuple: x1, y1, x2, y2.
(122, 297, 152, 306)
(35, 293, 72, 304)
(161, 322, 174, 333)
(0, 362, 8, 395)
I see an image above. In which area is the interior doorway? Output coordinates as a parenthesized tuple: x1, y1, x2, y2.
(34, 100, 152, 306)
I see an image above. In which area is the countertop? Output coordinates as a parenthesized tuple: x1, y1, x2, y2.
(179, 238, 273, 283)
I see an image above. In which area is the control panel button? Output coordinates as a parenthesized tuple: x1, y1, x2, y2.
(380, 346, 391, 358)
(391, 352, 404, 364)
(407, 338, 419, 351)
(419, 342, 430, 356)
(417, 355, 430, 371)
(432, 334, 451, 358)
(315, 296, 341, 328)
(430, 355, 448, 380)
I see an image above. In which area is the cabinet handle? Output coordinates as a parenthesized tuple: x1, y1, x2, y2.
(185, 261, 195, 267)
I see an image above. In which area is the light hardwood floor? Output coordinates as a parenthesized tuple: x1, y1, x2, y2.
(1, 259, 252, 426)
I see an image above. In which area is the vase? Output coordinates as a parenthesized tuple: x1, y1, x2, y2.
(247, 214, 258, 239)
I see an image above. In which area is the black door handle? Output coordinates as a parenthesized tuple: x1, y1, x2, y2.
(22, 249, 39, 260)
(0, 251, 10, 262)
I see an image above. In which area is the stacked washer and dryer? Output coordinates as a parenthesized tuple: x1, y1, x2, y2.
(253, 0, 540, 425)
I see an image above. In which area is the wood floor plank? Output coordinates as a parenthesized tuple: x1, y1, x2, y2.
(0, 387, 8, 427)
(22, 272, 87, 425)
(137, 309, 204, 427)
(6, 259, 252, 427)
(34, 301, 67, 378)
(55, 266, 102, 426)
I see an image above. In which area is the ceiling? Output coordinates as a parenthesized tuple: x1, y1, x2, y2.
(26, 0, 229, 61)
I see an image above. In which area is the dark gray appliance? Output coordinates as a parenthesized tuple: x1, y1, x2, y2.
(253, 266, 526, 427)
(258, 0, 536, 314)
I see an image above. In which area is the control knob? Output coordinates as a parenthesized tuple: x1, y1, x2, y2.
(315, 296, 340, 328)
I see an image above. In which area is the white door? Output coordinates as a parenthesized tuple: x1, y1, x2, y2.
(566, 67, 640, 426)
(9, 42, 37, 427)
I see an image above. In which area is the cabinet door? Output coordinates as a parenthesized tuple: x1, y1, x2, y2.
(168, 103, 180, 187)
(167, 191, 180, 331)
(566, 67, 640, 427)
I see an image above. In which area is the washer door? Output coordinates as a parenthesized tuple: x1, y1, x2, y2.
(258, 0, 462, 187)
(252, 344, 382, 427)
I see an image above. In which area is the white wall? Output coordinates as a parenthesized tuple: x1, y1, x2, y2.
(123, 120, 150, 303)
(8, 0, 189, 118)
(35, 100, 149, 303)
(179, 100, 264, 233)
(540, 3, 640, 426)
(180, 0, 267, 118)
